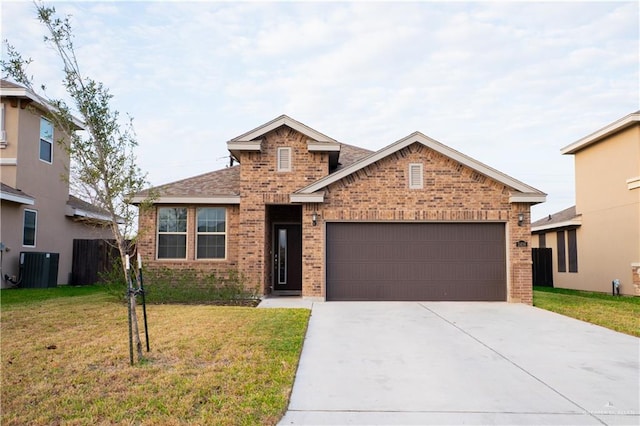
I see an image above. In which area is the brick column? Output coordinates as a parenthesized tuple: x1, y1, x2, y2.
(509, 204, 533, 304)
(632, 263, 640, 296)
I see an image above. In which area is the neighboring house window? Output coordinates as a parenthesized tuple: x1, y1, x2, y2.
(556, 231, 566, 273)
(0, 103, 6, 143)
(409, 163, 423, 189)
(39, 117, 53, 163)
(23, 209, 37, 247)
(538, 233, 546, 248)
(157, 207, 187, 259)
(567, 229, 578, 273)
(196, 207, 226, 259)
(277, 147, 291, 172)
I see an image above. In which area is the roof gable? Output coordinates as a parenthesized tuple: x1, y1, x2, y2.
(561, 111, 640, 155)
(295, 131, 546, 203)
(229, 114, 337, 143)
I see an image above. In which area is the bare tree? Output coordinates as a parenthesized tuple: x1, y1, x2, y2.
(2, 2, 155, 363)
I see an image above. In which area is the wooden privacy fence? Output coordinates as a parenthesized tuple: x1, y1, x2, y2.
(532, 248, 553, 287)
(71, 239, 123, 285)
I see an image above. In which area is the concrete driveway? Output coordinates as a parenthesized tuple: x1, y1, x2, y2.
(278, 302, 639, 425)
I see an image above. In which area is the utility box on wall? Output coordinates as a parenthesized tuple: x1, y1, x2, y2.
(20, 252, 59, 288)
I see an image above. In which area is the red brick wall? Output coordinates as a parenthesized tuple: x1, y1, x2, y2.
(138, 133, 535, 304)
(302, 143, 533, 304)
(237, 126, 329, 293)
(136, 204, 240, 278)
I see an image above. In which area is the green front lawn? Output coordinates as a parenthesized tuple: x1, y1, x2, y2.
(1, 287, 310, 425)
(533, 286, 640, 337)
(0, 284, 106, 306)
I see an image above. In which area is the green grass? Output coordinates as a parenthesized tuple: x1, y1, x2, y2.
(0, 284, 107, 307)
(533, 286, 640, 337)
(1, 290, 310, 425)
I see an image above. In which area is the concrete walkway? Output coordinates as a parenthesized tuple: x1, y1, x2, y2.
(277, 302, 639, 425)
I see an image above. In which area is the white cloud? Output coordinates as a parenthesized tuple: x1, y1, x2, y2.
(2, 1, 637, 220)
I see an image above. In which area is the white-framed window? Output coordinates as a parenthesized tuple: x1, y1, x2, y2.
(157, 207, 187, 259)
(277, 147, 292, 172)
(0, 103, 6, 144)
(196, 207, 226, 259)
(409, 163, 423, 189)
(23, 209, 37, 247)
(39, 117, 53, 163)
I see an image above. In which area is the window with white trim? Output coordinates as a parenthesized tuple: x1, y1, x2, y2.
(23, 209, 37, 247)
(0, 103, 6, 144)
(39, 117, 53, 163)
(157, 207, 187, 259)
(409, 163, 423, 189)
(277, 147, 291, 172)
(196, 207, 226, 259)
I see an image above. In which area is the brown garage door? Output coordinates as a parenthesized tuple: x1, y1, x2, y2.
(326, 222, 506, 301)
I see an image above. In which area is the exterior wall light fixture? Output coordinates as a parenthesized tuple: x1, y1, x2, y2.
(518, 213, 524, 227)
(312, 211, 318, 226)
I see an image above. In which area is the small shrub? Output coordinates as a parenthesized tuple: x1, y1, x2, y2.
(139, 267, 259, 305)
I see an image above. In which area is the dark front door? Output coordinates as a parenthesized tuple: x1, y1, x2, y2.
(273, 224, 302, 292)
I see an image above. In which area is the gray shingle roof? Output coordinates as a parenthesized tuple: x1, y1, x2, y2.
(67, 195, 110, 216)
(531, 205, 579, 228)
(136, 140, 373, 199)
(0, 182, 35, 200)
(138, 165, 240, 198)
(336, 143, 373, 170)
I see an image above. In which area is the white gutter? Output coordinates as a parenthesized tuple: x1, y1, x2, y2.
(131, 195, 241, 205)
(0, 191, 34, 205)
(531, 218, 582, 232)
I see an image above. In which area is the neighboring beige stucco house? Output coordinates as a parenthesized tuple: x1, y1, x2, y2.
(532, 111, 640, 296)
(134, 115, 546, 303)
(0, 80, 113, 287)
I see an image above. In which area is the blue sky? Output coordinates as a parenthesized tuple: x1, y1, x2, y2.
(2, 1, 638, 220)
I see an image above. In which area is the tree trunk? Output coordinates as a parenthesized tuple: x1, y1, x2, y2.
(120, 233, 143, 364)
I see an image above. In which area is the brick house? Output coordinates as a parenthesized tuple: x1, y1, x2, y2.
(133, 115, 545, 303)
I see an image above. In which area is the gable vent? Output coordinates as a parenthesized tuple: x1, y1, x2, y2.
(278, 147, 292, 172)
(409, 163, 423, 189)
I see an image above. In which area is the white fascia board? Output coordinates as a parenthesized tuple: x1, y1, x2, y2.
(290, 192, 325, 203)
(65, 205, 120, 223)
(532, 218, 582, 232)
(72, 209, 117, 223)
(230, 115, 337, 143)
(298, 131, 545, 196)
(0, 191, 35, 205)
(307, 141, 340, 152)
(561, 112, 640, 155)
(1, 87, 85, 129)
(0, 158, 17, 165)
(131, 196, 241, 205)
(626, 176, 640, 190)
(307, 141, 341, 152)
(227, 140, 262, 151)
(509, 193, 547, 204)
